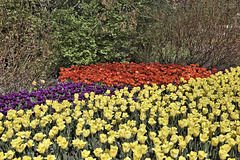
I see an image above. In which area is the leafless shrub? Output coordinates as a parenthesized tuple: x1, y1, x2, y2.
(130, 0, 240, 69)
(0, 1, 57, 95)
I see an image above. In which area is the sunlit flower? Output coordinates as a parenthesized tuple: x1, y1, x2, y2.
(148, 117, 156, 126)
(170, 149, 179, 158)
(179, 140, 187, 152)
(44, 155, 56, 160)
(72, 138, 87, 149)
(109, 145, 118, 158)
(23, 156, 32, 160)
(179, 156, 186, 160)
(5, 150, 15, 159)
(219, 150, 229, 160)
(108, 135, 115, 144)
(122, 142, 130, 153)
(33, 132, 46, 141)
(94, 148, 103, 158)
(32, 81, 37, 86)
(200, 133, 209, 143)
(211, 137, 219, 146)
(82, 129, 90, 137)
(187, 151, 198, 160)
(81, 149, 91, 159)
(149, 132, 157, 140)
(198, 151, 207, 160)
(100, 134, 107, 144)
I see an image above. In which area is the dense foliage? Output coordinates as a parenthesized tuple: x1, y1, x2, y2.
(0, 0, 57, 94)
(49, 0, 132, 69)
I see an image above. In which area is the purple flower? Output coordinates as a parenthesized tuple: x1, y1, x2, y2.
(0, 80, 138, 115)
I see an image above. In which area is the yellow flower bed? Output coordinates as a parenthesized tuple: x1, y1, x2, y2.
(0, 67, 240, 160)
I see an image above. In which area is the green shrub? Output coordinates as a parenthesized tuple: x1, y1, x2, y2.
(49, 0, 138, 73)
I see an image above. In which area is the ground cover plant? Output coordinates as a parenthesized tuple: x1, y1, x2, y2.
(0, 62, 240, 160)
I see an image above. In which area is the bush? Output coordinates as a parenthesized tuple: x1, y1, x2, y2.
(49, 0, 137, 74)
(0, 0, 56, 95)
(127, 0, 240, 69)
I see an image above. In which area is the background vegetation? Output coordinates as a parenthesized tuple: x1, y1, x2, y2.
(0, 0, 239, 95)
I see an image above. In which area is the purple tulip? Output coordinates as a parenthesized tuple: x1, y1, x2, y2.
(0, 81, 138, 115)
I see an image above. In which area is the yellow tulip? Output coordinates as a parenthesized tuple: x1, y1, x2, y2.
(27, 140, 34, 148)
(192, 127, 200, 137)
(94, 148, 103, 158)
(178, 156, 186, 160)
(218, 134, 226, 143)
(220, 144, 232, 153)
(72, 139, 87, 149)
(155, 152, 166, 160)
(82, 129, 90, 138)
(44, 155, 56, 160)
(137, 134, 147, 144)
(30, 119, 39, 129)
(131, 127, 138, 135)
(178, 119, 188, 128)
(105, 124, 112, 131)
(17, 109, 24, 117)
(33, 133, 46, 141)
(133, 152, 142, 160)
(0, 126, 4, 135)
(23, 156, 32, 160)
(162, 142, 171, 154)
(148, 117, 156, 126)
(185, 135, 193, 143)
(149, 132, 157, 140)
(6, 128, 14, 139)
(33, 155, 44, 160)
(100, 134, 107, 144)
(6, 109, 17, 120)
(100, 153, 111, 160)
(169, 127, 178, 135)
(0, 113, 3, 121)
(165, 157, 173, 160)
(122, 142, 130, 153)
(236, 135, 240, 144)
(226, 138, 236, 147)
(219, 150, 229, 160)
(56, 136, 68, 149)
(130, 105, 136, 112)
(211, 137, 219, 146)
(124, 130, 132, 139)
(187, 151, 198, 160)
(179, 140, 187, 152)
(37, 143, 47, 154)
(170, 135, 178, 144)
(11, 137, 24, 149)
(120, 105, 128, 112)
(200, 133, 209, 143)
(170, 149, 179, 158)
(81, 149, 91, 159)
(202, 108, 208, 114)
(122, 112, 129, 119)
(109, 145, 118, 158)
(16, 144, 27, 153)
(198, 151, 207, 160)
(108, 136, 115, 144)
